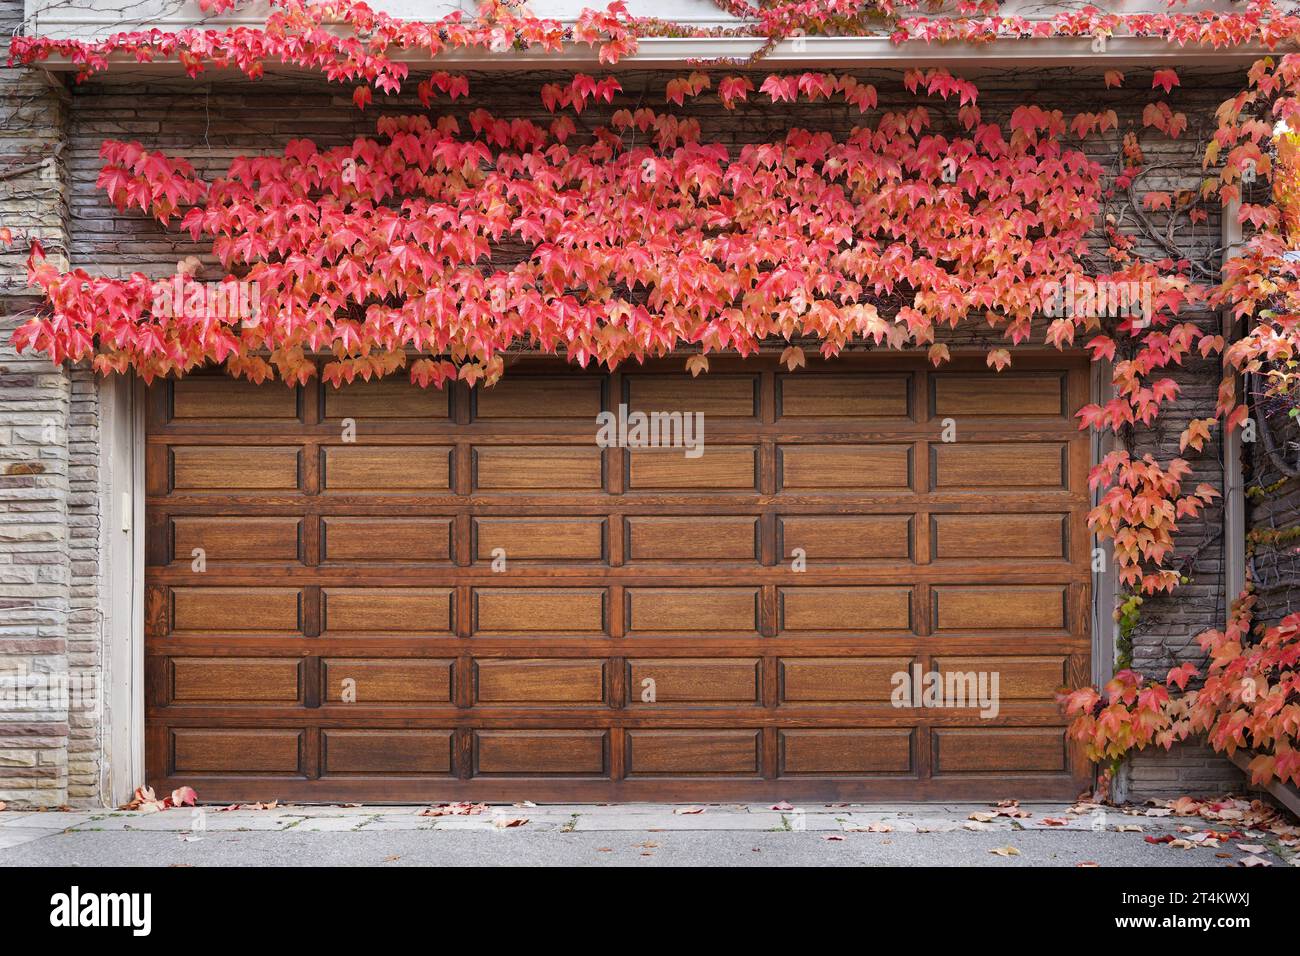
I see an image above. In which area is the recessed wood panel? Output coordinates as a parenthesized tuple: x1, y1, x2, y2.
(322, 446, 450, 491)
(626, 730, 760, 775)
(931, 443, 1066, 489)
(625, 516, 758, 561)
(474, 446, 603, 491)
(933, 728, 1066, 773)
(476, 659, 606, 704)
(932, 373, 1065, 417)
(322, 517, 452, 562)
(780, 658, 911, 702)
(172, 446, 299, 491)
(626, 375, 756, 417)
(780, 729, 913, 774)
(779, 515, 911, 560)
(322, 659, 454, 703)
(475, 376, 603, 419)
(171, 516, 301, 562)
(323, 588, 453, 633)
(474, 517, 605, 561)
(779, 445, 911, 490)
(172, 587, 300, 632)
(474, 588, 606, 634)
(931, 513, 1068, 560)
(172, 377, 298, 420)
(627, 446, 756, 490)
(626, 588, 758, 633)
(778, 374, 910, 418)
(627, 659, 760, 705)
(172, 729, 301, 773)
(322, 730, 453, 774)
(932, 586, 1066, 630)
(474, 730, 607, 775)
(323, 377, 449, 419)
(780, 587, 911, 632)
(933, 656, 1067, 700)
(171, 658, 301, 703)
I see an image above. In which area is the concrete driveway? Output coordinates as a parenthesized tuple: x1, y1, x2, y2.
(2, 801, 1296, 867)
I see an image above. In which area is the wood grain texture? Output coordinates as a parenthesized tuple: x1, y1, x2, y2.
(146, 356, 1092, 800)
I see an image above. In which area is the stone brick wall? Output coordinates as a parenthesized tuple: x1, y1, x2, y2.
(0, 53, 1259, 804)
(0, 0, 104, 808)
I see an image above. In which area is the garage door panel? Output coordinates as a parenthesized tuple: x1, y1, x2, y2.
(780, 657, 912, 702)
(322, 517, 453, 563)
(171, 658, 302, 704)
(931, 443, 1067, 489)
(323, 588, 453, 633)
(627, 446, 756, 490)
(172, 587, 301, 632)
(627, 659, 760, 705)
(323, 377, 450, 420)
(148, 360, 1091, 801)
(474, 588, 606, 634)
(627, 587, 759, 633)
(931, 513, 1068, 560)
(933, 586, 1066, 630)
(780, 729, 913, 775)
(779, 445, 911, 490)
(171, 376, 300, 421)
(321, 659, 454, 703)
(475, 659, 606, 704)
(933, 728, 1067, 774)
(933, 656, 1067, 701)
(780, 587, 911, 632)
(171, 516, 302, 563)
(323, 446, 451, 491)
(474, 730, 608, 776)
(626, 730, 760, 776)
(624, 516, 758, 562)
(322, 730, 454, 775)
(172, 446, 300, 491)
(931, 372, 1066, 417)
(475, 375, 604, 419)
(475, 446, 603, 491)
(778, 515, 912, 560)
(172, 728, 302, 774)
(626, 375, 757, 417)
(473, 517, 606, 562)
(777, 373, 911, 419)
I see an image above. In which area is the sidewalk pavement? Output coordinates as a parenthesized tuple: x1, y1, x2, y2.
(1, 801, 1296, 867)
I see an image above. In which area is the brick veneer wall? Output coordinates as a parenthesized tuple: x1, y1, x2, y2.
(0, 53, 1258, 804)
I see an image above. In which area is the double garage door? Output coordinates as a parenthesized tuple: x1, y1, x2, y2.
(145, 354, 1092, 802)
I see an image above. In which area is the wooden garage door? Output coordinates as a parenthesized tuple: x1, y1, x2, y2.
(144, 353, 1092, 802)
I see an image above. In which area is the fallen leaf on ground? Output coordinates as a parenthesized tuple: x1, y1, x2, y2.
(493, 816, 528, 829)
(383, 855, 400, 862)
(1041, 817, 1069, 826)
(674, 806, 705, 815)
(990, 846, 1021, 857)
(1077, 861, 1099, 867)
(845, 821, 893, 833)
(1236, 844, 1267, 854)
(420, 802, 487, 817)
(770, 801, 794, 811)
(1117, 825, 1144, 832)
(1241, 856, 1272, 867)
(964, 821, 990, 831)
(824, 834, 844, 841)
(968, 811, 997, 823)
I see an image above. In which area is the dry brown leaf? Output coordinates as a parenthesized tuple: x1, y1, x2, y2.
(1117, 824, 1144, 832)
(673, 806, 705, 815)
(1241, 855, 1273, 867)
(968, 811, 997, 823)
(1236, 844, 1268, 854)
(493, 816, 528, 829)
(990, 846, 1021, 857)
